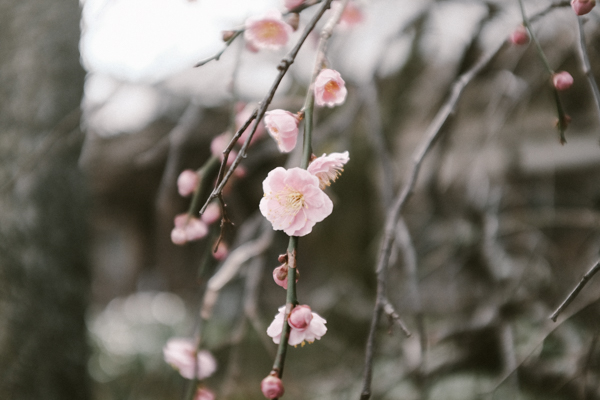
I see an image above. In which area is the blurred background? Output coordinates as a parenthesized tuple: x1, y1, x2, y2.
(3, 0, 600, 399)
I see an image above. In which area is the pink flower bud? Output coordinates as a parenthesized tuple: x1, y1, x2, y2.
(212, 242, 228, 260)
(244, 10, 292, 51)
(314, 69, 347, 108)
(571, 0, 596, 15)
(177, 169, 200, 197)
(509, 25, 529, 45)
(163, 338, 217, 380)
(261, 375, 285, 399)
(332, 1, 364, 29)
(171, 227, 187, 245)
(552, 71, 574, 91)
(194, 388, 215, 400)
(288, 305, 313, 329)
(264, 109, 300, 153)
(273, 265, 289, 289)
(201, 202, 221, 225)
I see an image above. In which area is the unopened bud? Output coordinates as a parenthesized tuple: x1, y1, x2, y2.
(273, 265, 289, 289)
(571, 0, 596, 15)
(286, 13, 300, 31)
(277, 253, 288, 263)
(288, 305, 313, 330)
(509, 25, 529, 46)
(222, 30, 236, 42)
(552, 71, 574, 91)
(261, 375, 285, 399)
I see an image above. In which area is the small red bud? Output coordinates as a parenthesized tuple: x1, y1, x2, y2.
(261, 375, 284, 399)
(552, 71, 574, 91)
(571, 0, 596, 15)
(509, 25, 529, 46)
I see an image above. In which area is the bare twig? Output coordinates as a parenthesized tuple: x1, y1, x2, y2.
(550, 260, 600, 322)
(382, 299, 411, 337)
(576, 17, 600, 134)
(199, 0, 335, 215)
(359, 45, 501, 400)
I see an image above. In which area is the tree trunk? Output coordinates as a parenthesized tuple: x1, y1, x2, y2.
(0, 0, 89, 399)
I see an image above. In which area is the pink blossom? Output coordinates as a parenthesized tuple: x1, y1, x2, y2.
(314, 68, 347, 108)
(261, 375, 285, 399)
(194, 388, 216, 400)
(171, 214, 209, 245)
(553, 71, 574, 91)
(571, 0, 596, 15)
(284, 0, 304, 10)
(177, 169, 200, 197)
(332, 1, 364, 29)
(163, 338, 217, 380)
(201, 202, 221, 225)
(264, 109, 300, 153)
(266, 305, 327, 346)
(307, 151, 349, 189)
(244, 10, 292, 51)
(259, 167, 333, 236)
(509, 25, 529, 45)
(236, 103, 265, 144)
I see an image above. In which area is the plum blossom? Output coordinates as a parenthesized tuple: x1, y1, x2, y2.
(272, 264, 298, 289)
(266, 305, 327, 346)
(264, 109, 300, 152)
(194, 388, 216, 400)
(509, 25, 529, 46)
(163, 338, 217, 380)
(284, 0, 304, 10)
(261, 375, 285, 399)
(171, 214, 208, 245)
(307, 151, 349, 189)
(177, 169, 199, 197)
(259, 167, 333, 236)
(571, 0, 595, 15)
(244, 10, 293, 51)
(553, 71, 574, 91)
(314, 68, 347, 107)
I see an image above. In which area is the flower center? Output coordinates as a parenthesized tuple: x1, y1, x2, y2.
(325, 80, 339, 94)
(258, 22, 280, 40)
(284, 189, 305, 214)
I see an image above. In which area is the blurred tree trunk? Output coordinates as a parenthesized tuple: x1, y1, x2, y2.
(0, 0, 89, 399)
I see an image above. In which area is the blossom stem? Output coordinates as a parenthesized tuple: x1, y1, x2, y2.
(186, 156, 220, 220)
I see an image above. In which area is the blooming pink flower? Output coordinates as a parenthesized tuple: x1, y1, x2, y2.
(553, 71, 574, 91)
(571, 0, 596, 15)
(177, 169, 200, 197)
(284, 0, 304, 10)
(171, 214, 209, 245)
(259, 167, 333, 236)
(201, 202, 221, 225)
(509, 25, 529, 45)
(314, 68, 347, 108)
(266, 305, 327, 346)
(194, 388, 216, 400)
(244, 10, 293, 51)
(307, 151, 349, 189)
(264, 109, 300, 153)
(163, 338, 217, 380)
(261, 375, 285, 399)
(332, 1, 364, 29)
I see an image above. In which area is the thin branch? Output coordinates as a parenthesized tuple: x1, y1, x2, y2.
(359, 45, 501, 400)
(550, 260, 600, 322)
(382, 299, 411, 337)
(199, 0, 335, 215)
(576, 16, 600, 135)
(195, 30, 243, 68)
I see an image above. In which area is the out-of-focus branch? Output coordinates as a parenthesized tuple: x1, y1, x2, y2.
(550, 260, 600, 322)
(576, 17, 600, 134)
(199, 0, 335, 215)
(359, 45, 502, 400)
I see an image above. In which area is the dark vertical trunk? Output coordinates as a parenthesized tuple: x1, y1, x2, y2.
(0, 1, 89, 399)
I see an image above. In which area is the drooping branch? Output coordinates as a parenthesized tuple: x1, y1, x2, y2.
(550, 260, 600, 322)
(359, 44, 503, 400)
